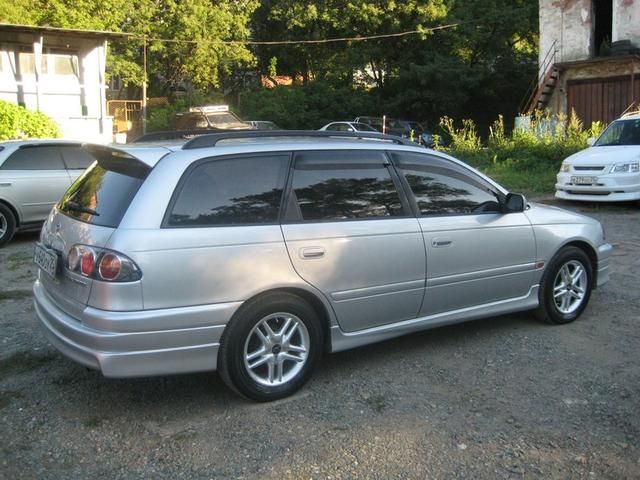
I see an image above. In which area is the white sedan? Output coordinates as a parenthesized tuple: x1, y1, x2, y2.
(556, 113, 640, 202)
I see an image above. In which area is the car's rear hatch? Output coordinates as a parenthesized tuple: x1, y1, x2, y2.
(37, 145, 157, 316)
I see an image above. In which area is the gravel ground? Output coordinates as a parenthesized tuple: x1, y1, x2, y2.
(1, 200, 639, 479)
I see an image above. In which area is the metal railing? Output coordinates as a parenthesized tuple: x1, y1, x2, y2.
(519, 40, 558, 114)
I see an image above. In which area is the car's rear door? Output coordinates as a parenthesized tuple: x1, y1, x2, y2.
(281, 150, 426, 333)
(0, 145, 72, 223)
(391, 151, 536, 316)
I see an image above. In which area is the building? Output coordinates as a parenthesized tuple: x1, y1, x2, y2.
(526, 0, 640, 126)
(0, 24, 130, 143)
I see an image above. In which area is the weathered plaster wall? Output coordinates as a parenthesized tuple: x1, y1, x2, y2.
(613, 0, 640, 46)
(540, 0, 593, 70)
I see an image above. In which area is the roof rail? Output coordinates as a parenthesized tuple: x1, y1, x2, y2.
(129, 128, 226, 143)
(181, 130, 420, 149)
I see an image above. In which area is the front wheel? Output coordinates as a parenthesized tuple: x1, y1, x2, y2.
(536, 246, 593, 324)
(218, 292, 323, 401)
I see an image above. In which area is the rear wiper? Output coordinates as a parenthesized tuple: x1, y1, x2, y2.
(63, 201, 99, 216)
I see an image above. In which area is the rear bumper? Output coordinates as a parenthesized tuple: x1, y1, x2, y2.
(33, 280, 242, 378)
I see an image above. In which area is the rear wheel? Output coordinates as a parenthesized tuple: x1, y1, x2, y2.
(536, 246, 593, 324)
(0, 204, 16, 248)
(218, 292, 323, 401)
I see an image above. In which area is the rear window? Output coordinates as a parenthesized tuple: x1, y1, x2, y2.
(58, 148, 150, 228)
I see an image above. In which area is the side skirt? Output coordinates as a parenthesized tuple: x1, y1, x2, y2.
(330, 285, 539, 353)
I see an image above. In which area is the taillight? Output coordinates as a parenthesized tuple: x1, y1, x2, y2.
(98, 253, 121, 281)
(66, 244, 141, 282)
(80, 249, 95, 276)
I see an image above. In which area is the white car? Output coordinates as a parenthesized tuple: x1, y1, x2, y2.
(556, 113, 640, 202)
(319, 121, 379, 133)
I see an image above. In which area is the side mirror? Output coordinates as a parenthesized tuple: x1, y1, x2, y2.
(587, 137, 596, 146)
(503, 193, 526, 213)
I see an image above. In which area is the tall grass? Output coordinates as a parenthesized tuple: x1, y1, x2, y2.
(439, 111, 604, 195)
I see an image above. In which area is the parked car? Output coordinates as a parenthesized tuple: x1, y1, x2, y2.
(248, 120, 280, 130)
(556, 112, 640, 202)
(319, 121, 379, 132)
(171, 105, 252, 131)
(33, 131, 611, 401)
(0, 140, 95, 247)
(354, 116, 438, 146)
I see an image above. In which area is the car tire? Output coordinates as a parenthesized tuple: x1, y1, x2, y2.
(218, 292, 323, 402)
(535, 246, 593, 325)
(0, 204, 16, 248)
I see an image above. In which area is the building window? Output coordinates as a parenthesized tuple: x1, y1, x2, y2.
(42, 53, 79, 76)
(593, 0, 613, 56)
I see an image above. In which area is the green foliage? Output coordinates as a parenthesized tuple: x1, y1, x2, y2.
(440, 116, 482, 152)
(0, 101, 61, 140)
(146, 99, 187, 132)
(0, 0, 259, 90)
(442, 111, 604, 195)
(239, 83, 376, 129)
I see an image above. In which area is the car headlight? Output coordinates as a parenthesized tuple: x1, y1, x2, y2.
(610, 162, 640, 173)
(560, 163, 570, 173)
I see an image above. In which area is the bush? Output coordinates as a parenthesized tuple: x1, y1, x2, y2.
(0, 101, 61, 140)
(439, 111, 606, 195)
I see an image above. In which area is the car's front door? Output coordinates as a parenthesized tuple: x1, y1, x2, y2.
(391, 151, 537, 316)
(281, 150, 426, 332)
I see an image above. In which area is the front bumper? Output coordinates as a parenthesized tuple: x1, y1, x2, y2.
(555, 172, 640, 202)
(33, 280, 242, 377)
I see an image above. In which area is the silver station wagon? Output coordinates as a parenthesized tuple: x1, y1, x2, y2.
(33, 131, 612, 401)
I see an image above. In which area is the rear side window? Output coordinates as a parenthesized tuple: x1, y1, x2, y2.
(0, 146, 65, 170)
(58, 148, 150, 228)
(60, 146, 96, 169)
(286, 150, 404, 221)
(166, 155, 289, 227)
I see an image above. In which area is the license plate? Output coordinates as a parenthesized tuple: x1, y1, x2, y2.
(34, 243, 58, 278)
(571, 176, 597, 185)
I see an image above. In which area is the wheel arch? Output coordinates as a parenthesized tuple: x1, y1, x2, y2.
(0, 199, 20, 227)
(561, 240, 599, 287)
(233, 287, 335, 354)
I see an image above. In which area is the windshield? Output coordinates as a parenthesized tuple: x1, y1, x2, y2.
(594, 119, 640, 146)
(206, 113, 248, 128)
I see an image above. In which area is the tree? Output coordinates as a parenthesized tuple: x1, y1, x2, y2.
(0, 0, 260, 91)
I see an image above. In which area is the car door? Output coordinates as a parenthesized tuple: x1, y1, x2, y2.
(391, 151, 536, 316)
(0, 145, 72, 223)
(281, 150, 426, 332)
(59, 145, 96, 181)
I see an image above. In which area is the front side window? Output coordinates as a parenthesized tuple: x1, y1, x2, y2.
(0, 146, 65, 170)
(167, 155, 289, 227)
(393, 152, 500, 216)
(287, 151, 404, 221)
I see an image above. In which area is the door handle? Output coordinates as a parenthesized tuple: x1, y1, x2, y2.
(431, 237, 452, 248)
(300, 247, 325, 259)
